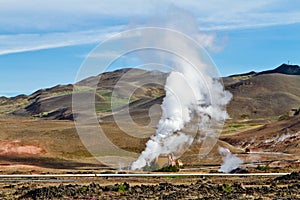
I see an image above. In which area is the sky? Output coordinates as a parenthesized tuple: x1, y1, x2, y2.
(0, 0, 300, 97)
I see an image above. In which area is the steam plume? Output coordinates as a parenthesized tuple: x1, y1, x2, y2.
(131, 50, 232, 170)
(131, 8, 232, 170)
(218, 147, 243, 173)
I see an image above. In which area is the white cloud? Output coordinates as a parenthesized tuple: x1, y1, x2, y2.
(0, 26, 124, 55)
(83, 51, 124, 59)
(0, 0, 300, 55)
(1, 0, 300, 32)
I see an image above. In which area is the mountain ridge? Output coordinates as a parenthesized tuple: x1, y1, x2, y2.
(229, 63, 300, 78)
(0, 64, 299, 121)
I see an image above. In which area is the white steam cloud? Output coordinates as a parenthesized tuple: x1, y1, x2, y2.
(218, 147, 243, 173)
(131, 7, 232, 170)
(131, 39, 232, 170)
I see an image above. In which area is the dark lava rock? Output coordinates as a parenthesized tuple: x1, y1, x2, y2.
(16, 177, 300, 200)
(230, 167, 249, 174)
(275, 171, 300, 183)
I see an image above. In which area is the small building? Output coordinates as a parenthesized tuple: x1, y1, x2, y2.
(177, 159, 184, 168)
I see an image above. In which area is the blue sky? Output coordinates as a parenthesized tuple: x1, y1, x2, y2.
(0, 0, 300, 97)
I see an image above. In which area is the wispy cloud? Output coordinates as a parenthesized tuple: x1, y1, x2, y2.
(0, 26, 124, 55)
(1, 0, 300, 32)
(1, 0, 300, 55)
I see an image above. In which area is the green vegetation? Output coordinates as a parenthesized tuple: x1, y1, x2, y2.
(222, 184, 233, 193)
(95, 103, 112, 112)
(227, 124, 246, 129)
(81, 186, 88, 193)
(278, 113, 289, 121)
(95, 89, 138, 112)
(97, 89, 111, 100)
(115, 183, 129, 192)
(256, 164, 270, 172)
(278, 107, 300, 121)
(154, 165, 180, 172)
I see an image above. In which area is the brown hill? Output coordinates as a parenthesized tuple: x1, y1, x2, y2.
(0, 64, 299, 122)
(224, 73, 300, 120)
(221, 114, 300, 155)
(2, 68, 166, 120)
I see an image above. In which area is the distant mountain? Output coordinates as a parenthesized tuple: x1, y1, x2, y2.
(1, 64, 299, 121)
(229, 64, 300, 78)
(258, 64, 300, 76)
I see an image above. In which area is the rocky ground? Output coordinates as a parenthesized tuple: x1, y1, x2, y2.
(0, 172, 299, 199)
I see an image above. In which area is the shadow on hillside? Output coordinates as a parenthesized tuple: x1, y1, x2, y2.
(0, 155, 105, 170)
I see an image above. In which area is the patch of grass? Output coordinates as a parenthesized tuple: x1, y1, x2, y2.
(227, 124, 246, 129)
(256, 164, 270, 172)
(222, 184, 233, 193)
(95, 89, 138, 112)
(115, 183, 129, 192)
(154, 165, 180, 172)
(81, 186, 88, 193)
(278, 114, 289, 121)
(95, 103, 112, 112)
(97, 89, 112, 101)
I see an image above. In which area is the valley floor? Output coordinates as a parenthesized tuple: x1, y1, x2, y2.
(0, 116, 299, 199)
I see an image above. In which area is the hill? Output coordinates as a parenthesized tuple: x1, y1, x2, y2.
(224, 72, 300, 120)
(221, 114, 300, 155)
(258, 64, 300, 76)
(0, 64, 299, 171)
(0, 64, 299, 122)
(1, 68, 166, 121)
(229, 63, 300, 78)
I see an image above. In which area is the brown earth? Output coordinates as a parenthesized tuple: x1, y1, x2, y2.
(0, 140, 45, 156)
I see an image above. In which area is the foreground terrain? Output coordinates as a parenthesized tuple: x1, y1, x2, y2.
(0, 172, 299, 199)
